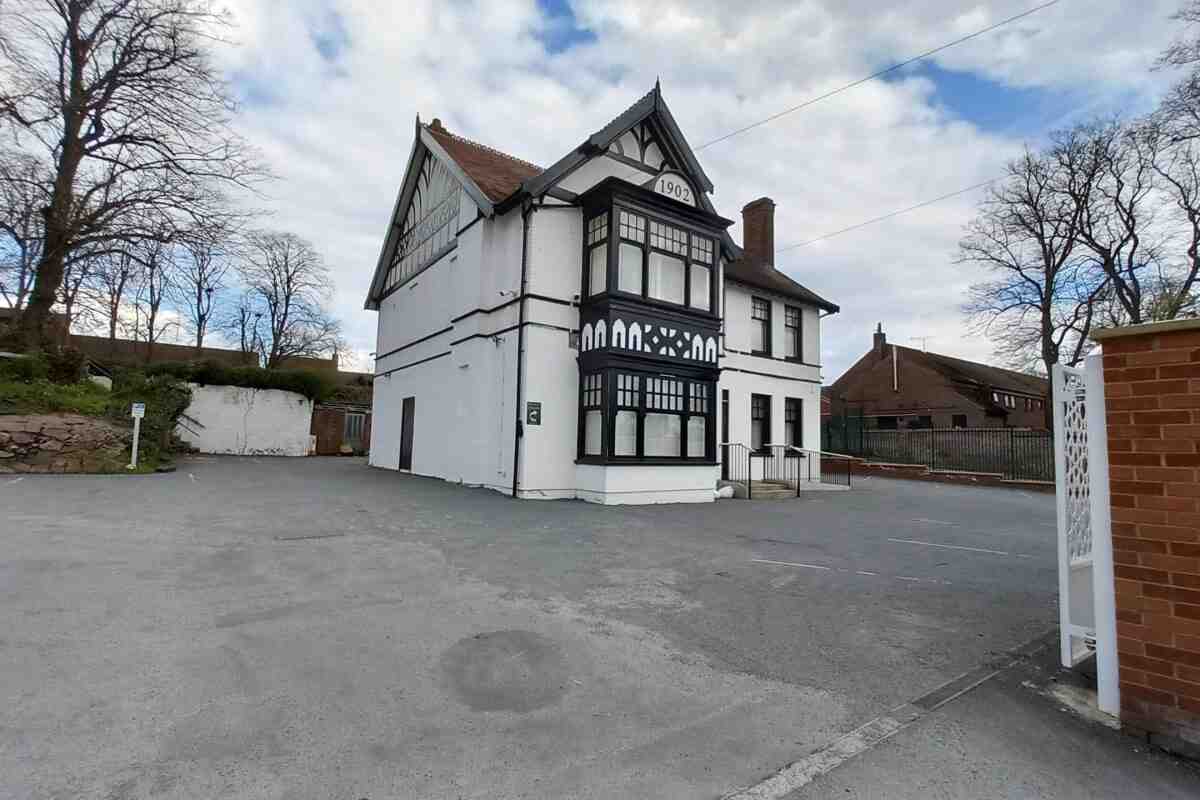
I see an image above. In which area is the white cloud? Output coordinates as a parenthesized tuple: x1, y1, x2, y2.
(214, 0, 1184, 379)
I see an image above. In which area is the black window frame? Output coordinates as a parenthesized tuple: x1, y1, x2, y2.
(784, 305, 803, 362)
(579, 371, 606, 457)
(751, 297, 772, 356)
(784, 397, 803, 450)
(577, 367, 716, 464)
(584, 211, 610, 297)
(751, 393, 771, 453)
(592, 206, 715, 313)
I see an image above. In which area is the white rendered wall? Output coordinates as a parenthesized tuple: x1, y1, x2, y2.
(720, 282, 824, 479)
(179, 384, 313, 457)
(576, 463, 717, 505)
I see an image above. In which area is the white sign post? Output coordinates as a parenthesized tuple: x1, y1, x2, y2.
(127, 402, 146, 471)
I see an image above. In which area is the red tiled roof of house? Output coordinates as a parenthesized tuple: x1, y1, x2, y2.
(425, 120, 543, 203)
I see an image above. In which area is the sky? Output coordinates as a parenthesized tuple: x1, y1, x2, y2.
(213, 0, 1189, 379)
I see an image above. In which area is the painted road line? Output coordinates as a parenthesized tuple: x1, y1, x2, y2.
(721, 630, 1056, 800)
(751, 559, 832, 571)
(752, 559, 950, 585)
(889, 537, 1012, 556)
(912, 518, 958, 526)
(5, 477, 24, 485)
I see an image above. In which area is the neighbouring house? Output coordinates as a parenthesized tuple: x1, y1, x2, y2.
(827, 324, 1049, 430)
(364, 85, 838, 504)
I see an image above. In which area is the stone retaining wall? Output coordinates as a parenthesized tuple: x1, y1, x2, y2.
(0, 414, 130, 474)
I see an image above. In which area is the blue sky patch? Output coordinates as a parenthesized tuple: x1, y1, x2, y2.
(309, 8, 351, 63)
(889, 62, 1076, 138)
(536, 0, 596, 54)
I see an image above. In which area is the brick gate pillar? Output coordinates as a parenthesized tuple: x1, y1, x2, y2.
(1093, 320, 1200, 757)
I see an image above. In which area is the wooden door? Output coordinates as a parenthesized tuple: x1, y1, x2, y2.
(399, 396, 415, 471)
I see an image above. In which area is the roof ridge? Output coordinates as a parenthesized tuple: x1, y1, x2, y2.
(426, 123, 544, 172)
(901, 345, 1046, 384)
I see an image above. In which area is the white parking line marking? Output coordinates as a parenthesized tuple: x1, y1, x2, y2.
(752, 560, 950, 585)
(889, 538, 1012, 557)
(752, 559, 831, 571)
(5, 477, 24, 485)
(913, 518, 958, 526)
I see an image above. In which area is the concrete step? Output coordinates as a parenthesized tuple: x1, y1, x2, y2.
(750, 481, 797, 500)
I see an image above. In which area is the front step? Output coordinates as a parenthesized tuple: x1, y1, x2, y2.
(750, 480, 796, 500)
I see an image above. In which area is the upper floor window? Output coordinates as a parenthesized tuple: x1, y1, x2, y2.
(587, 213, 609, 296)
(784, 305, 802, 361)
(602, 209, 713, 311)
(751, 297, 771, 355)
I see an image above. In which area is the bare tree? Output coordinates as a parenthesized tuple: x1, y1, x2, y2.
(0, 150, 48, 310)
(240, 231, 342, 368)
(0, 0, 264, 350)
(221, 290, 264, 365)
(177, 230, 231, 352)
(87, 248, 140, 342)
(1068, 120, 1165, 325)
(959, 139, 1103, 429)
(130, 237, 177, 362)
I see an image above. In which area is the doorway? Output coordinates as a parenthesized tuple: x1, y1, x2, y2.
(399, 396, 415, 471)
(721, 389, 729, 480)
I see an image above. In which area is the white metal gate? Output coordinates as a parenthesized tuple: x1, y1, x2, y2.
(1052, 354, 1119, 716)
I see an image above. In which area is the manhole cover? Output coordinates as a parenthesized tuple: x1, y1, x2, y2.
(440, 630, 569, 712)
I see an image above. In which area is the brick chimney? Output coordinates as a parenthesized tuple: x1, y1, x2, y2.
(874, 323, 887, 357)
(742, 197, 776, 268)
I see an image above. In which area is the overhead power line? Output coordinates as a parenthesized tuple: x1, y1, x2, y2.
(694, 0, 1062, 151)
(776, 177, 1000, 251)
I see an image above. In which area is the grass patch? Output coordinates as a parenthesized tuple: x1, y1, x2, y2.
(0, 378, 111, 415)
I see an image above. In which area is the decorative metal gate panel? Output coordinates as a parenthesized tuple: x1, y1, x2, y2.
(1053, 355, 1119, 716)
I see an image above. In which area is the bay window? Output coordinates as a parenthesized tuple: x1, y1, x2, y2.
(599, 209, 714, 311)
(577, 368, 715, 462)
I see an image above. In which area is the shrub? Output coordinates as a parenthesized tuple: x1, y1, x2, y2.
(0, 353, 50, 382)
(144, 360, 335, 402)
(106, 370, 193, 462)
(44, 347, 85, 384)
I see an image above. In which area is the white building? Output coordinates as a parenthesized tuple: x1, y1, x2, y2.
(365, 86, 839, 504)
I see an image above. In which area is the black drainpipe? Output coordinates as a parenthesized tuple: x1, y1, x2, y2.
(511, 199, 533, 498)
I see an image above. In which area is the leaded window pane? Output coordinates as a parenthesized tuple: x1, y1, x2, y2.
(587, 214, 608, 245)
(691, 237, 713, 264)
(649, 221, 688, 255)
(619, 211, 645, 243)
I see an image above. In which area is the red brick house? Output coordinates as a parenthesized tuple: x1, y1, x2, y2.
(828, 324, 1049, 430)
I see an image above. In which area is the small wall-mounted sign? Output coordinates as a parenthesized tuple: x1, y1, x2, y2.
(646, 171, 696, 207)
(526, 401, 542, 426)
(130, 402, 146, 419)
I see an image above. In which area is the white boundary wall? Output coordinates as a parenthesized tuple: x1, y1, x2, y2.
(179, 383, 314, 457)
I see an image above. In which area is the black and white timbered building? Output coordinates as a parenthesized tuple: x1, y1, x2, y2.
(365, 86, 839, 504)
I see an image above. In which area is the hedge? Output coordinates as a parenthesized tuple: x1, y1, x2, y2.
(143, 361, 335, 402)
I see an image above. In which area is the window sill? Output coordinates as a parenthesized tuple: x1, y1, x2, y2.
(575, 457, 718, 467)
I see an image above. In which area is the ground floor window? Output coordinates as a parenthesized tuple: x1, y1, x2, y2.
(578, 369, 715, 462)
(952, 414, 968, 429)
(751, 394, 771, 452)
(784, 398, 802, 449)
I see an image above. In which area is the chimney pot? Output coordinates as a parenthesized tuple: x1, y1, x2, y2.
(741, 197, 776, 268)
(430, 118, 446, 133)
